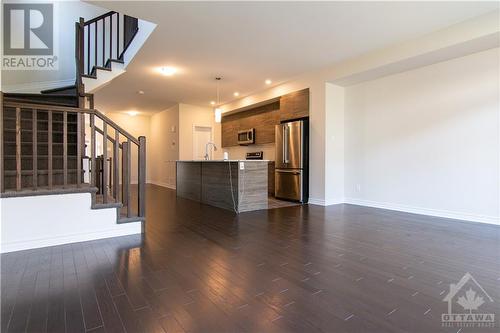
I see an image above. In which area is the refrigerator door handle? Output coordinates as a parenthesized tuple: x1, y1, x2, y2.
(281, 126, 286, 163)
(284, 125, 289, 163)
(276, 169, 301, 175)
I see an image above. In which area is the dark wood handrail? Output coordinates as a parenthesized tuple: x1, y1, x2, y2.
(76, 11, 139, 80)
(84, 11, 116, 26)
(1, 100, 146, 219)
(3, 101, 139, 146)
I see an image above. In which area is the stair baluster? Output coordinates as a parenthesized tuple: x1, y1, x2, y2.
(15, 107, 21, 191)
(32, 109, 38, 189)
(102, 121, 108, 203)
(1, 100, 146, 222)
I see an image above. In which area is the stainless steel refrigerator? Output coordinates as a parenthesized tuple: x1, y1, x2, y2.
(275, 120, 308, 202)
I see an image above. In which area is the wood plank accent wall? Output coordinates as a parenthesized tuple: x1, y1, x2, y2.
(221, 101, 280, 148)
(221, 89, 309, 148)
(280, 88, 310, 121)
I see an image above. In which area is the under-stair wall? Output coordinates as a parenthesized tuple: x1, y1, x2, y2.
(0, 8, 151, 253)
(0, 95, 147, 253)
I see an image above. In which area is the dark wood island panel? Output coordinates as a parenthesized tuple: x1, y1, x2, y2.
(176, 160, 268, 213)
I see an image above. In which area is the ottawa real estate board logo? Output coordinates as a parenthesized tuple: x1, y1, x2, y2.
(2, 2, 58, 70)
(442, 272, 495, 329)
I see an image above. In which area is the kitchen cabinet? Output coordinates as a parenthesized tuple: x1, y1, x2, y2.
(221, 101, 280, 147)
(280, 88, 309, 121)
(221, 88, 310, 148)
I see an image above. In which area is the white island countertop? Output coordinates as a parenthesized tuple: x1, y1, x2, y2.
(177, 160, 270, 162)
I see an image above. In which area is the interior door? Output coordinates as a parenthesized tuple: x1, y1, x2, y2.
(193, 126, 212, 160)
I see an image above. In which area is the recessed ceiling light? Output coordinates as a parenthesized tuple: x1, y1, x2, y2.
(233, 92, 239, 97)
(265, 79, 272, 85)
(210, 101, 216, 106)
(127, 111, 139, 116)
(137, 90, 145, 95)
(158, 66, 177, 76)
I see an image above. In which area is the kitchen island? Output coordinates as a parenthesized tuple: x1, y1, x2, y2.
(176, 160, 269, 213)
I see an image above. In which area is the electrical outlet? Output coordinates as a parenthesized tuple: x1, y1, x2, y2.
(239, 162, 245, 170)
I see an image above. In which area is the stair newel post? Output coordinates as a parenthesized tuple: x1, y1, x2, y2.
(15, 107, 21, 191)
(90, 113, 96, 187)
(122, 140, 131, 217)
(94, 22, 97, 73)
(77, 113, 82, 187)
(102, 122, 108, 203)
(75, 18, 85, 106)
(63, 111, 68, 187)
(113, 130, 119, 200)
(32, 109, 37, 190)
(138, 136, 146, 219)
(48, 111, 53, 189)
(87, 23, 90, 75)
(116, 13, 120, 60)
(110, 15, 113, 60)
(102, 17, 105, 67)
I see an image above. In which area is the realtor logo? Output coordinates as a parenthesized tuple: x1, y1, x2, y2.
(442, 272, 495, 328)
(2, 2, 58, 70)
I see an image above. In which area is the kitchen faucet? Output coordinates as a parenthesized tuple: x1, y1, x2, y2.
(204, 142, 218, 160)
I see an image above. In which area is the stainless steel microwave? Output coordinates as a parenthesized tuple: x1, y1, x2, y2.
(238, 128, 255, 145)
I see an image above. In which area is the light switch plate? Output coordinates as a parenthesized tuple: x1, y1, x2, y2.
(239, 162, 244, 170)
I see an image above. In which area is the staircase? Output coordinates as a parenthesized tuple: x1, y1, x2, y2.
(76, 12, 140, 93)
(0, 10, 146, 224)
(0, 95, 146, 223)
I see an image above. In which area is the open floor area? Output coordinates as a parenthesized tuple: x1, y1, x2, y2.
(2, 185, 499, 333)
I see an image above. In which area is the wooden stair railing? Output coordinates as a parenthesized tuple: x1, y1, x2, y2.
(1, 99, 146, 221)
(75, 11, 138, 80)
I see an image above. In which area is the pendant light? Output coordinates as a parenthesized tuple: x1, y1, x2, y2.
(214, 77, 222, 123)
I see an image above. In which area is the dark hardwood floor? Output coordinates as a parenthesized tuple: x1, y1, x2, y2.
(1, 184, 499, 333)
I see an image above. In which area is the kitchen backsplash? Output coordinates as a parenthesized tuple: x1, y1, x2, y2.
(223, 143, 276, 161)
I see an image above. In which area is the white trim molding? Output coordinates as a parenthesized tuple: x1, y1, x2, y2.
(0, 193, 141, 253)
(149, 181, 176, 190)
(308, 197, 344, 206)
(1, 223, 141, 253)
(308, 198, 327, 206)
(344, 198, 500, 226)
(2, 79, 75, 93)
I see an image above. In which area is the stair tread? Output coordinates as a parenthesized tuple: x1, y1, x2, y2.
(5, 169, 80, 175)
(40, 85, 77, 95)
(0, 184, 97, 198)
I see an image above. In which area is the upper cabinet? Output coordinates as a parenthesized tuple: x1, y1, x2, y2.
(221, 102, 280, 148)
(279, 88, 309, 121)
(221, 88, 310, 147)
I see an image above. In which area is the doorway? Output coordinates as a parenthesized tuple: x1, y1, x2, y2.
(193, 125, 213, 160)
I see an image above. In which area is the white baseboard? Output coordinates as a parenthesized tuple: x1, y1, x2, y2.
(308, 197, 344, 206)
(2, 79, 75, 93)
(148, 181, 176, 190)
(308, 198, 327, 206)
(1, 222, 141, 253)
(344, 198, 500, 225)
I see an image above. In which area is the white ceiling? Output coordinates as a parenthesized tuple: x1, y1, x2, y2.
(90, 1, 499, 114)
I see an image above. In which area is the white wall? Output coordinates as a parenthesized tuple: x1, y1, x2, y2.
(0, 193, 141, 253)
(325, 83, 345, 204)
(220, 11, 499, 207)
(344, 48, 500, 224)
(1, 0, 107, 92)
(149, 105, 179, 188)
(178, 103, 222, 160)
(105, 112, 151, 183)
